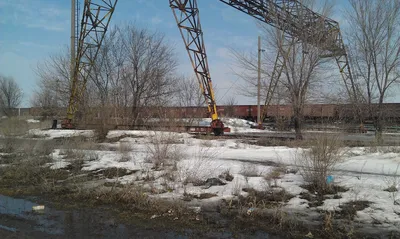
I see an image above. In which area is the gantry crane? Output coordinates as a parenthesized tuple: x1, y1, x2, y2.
(61, 0, 118, 129)
(63, 0, 355, 134)
(170, 0, 357, 133)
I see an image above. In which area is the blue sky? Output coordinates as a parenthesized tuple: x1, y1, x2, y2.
(0, 0, 352, 107)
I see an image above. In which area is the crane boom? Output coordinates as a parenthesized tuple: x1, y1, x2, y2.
(218, 0, 358, 121)
(62, 0, 118, 129)
(170, 0, 224, 136)
(170, 0, 357, 132)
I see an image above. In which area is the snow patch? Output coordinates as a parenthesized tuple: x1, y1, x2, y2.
(26, 119, 40, 123)
(29, 129, 94, 139)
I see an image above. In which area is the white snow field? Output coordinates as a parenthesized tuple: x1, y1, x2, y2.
(28, 118, 400, 232)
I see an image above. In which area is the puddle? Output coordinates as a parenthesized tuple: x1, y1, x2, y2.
(0, 224, 17, 232)
(0, 194, 276, 238)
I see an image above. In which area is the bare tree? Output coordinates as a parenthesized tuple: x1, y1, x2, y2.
(120, 25, 178, 125)
(31, 87, 57, 118)
(175, 76, 204, 107)
(223, 96, 237, 117)
(34, 24, 178, 126)
(346, 0, 400, 141)
(170, 76, 205, 125)
(0, 75, 23, 117)
(90, 27, 125, 106)
(33, 48, 72, 112)
(232, 0, 333, 139)
(230, 47, 273, 99)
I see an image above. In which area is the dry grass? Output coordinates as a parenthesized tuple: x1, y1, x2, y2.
(58, 137, 99, 161)
(337, 200, 371, 220)
(219, 169, 234, 181)
(0, 155, 69, 193)
(179, 146, 218, 185)
(93, 123, 113, 142)
(240, 163, 261, 177)
(264, 168, 282, 188)
(0, 118, 29, 136)
(383, 163, 400, 205)
(295, 133, 345, 194)
(118, 141, 133, 162)
(200, 140, 213, 148)
(240, 188, 294, 208)
(32, 139, 57, 156)
(231, 177, 243, 196)
(0, 118, 30, 153)
(145, 132, 185, 169)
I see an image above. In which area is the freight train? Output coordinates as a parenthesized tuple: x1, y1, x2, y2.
(29, 103, 400, 125)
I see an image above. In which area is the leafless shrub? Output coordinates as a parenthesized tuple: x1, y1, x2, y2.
(200, 140, 213, 148)
(366, 144, 400, 154)
(0, 118, 29, 136)
(86, 151, 100, 161)
(60, 136, 97, 151)
(145, 132, 184, 169)
(1, 137, 18, 153)
(161, 171, 176, 192)
(59, 138, 87, 163)
(94, 124, 112, 142)
(231, 177, 243, 196)
(240, 187, 294, 209)
(118, 141, 133, 162)
(219, 169, 234, 181)
(264, 168, 282, 188)
(0, 155, 68, 192)
(33, 140, 56, 156)
(240, 163, 261, 177)
(0, 118, 29, 153)
(179, 146, 219, 185)
(383, 163, 400, 205)
(295, 134, 345, 194)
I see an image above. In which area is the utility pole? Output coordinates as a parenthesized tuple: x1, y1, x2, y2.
(70, 0, 76, 84)
(257, 36, 261, 126)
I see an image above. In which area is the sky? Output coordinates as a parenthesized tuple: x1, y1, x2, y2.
(0, 0, 354, 107)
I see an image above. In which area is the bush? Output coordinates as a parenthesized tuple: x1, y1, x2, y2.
(33, 140, 56, 156)
(145, 132, 184, 169)
(0, 118, 29, 136)
(295, 134, 345, 194)
(0, 118, 29, 153)
(94, 124, 112, 142)
(179, 146, 218, 185)
(240, 163, 260, 177)
(264, 168, 282, 188)
(119, 141, 133, 162)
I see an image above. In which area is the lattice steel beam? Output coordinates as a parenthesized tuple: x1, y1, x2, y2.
(219, 0, 344, 55)
(260, 49, 286, 123)
(169, 1, 219, 121)
(64, 0, 118, 127)
(218, 0, 358, 119)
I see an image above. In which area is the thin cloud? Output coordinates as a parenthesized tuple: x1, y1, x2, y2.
(19, 41, 57, 49)
(151, 16, 162, 25)
(1, 0, 69, 32)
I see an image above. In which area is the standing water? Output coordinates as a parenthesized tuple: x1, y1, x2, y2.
(0, 194, 276, 238)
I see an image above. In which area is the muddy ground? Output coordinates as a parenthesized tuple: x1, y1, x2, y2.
(0, 136, 399, 239)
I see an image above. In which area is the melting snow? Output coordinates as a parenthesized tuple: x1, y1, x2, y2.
(41, 118, 400, 232)
(29, 129, 94, 139)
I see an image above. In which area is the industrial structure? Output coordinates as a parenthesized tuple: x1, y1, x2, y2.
(169, 0, 354, 134)
(61, 0, 118, 129)
(61, 0, 356, 135)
